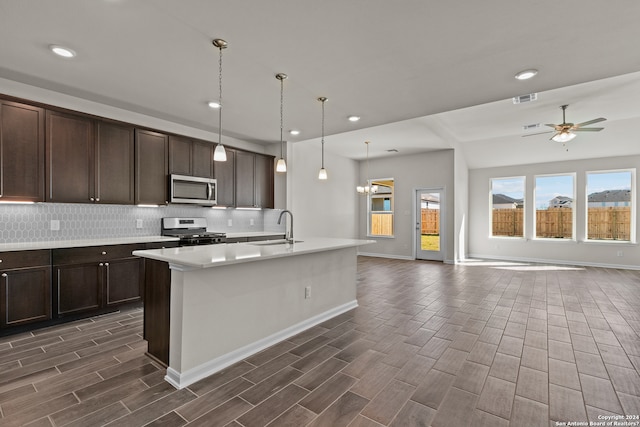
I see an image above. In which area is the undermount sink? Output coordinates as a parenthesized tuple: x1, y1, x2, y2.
(249, 239, 303, 246)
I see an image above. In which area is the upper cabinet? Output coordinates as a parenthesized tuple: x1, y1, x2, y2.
(45, 110, 94, 203)
(236, 151, 274, 209)
(213, 147, 236, 207)
(96, 121, 135, 204)
(168, 135, 213, 178)
(45, 111, 135, 204)
(0, 100, 45, 202)
(135, 129, 168, 205)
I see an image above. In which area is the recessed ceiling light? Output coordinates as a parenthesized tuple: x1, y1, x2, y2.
(49, 45, 76, 58)
(514, 69, 538, 80)
(348, 115, 360, 122)
(289, 129, 300, 136)
(208, 101, 221, 109)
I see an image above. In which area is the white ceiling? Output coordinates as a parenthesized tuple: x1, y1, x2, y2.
(1, 0, 640, 168)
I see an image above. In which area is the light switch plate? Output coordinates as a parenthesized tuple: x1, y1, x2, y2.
(227, 219, 233, 227)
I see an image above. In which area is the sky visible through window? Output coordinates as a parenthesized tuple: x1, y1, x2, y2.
(491, 177, 524, 201)
(535, 175, 574, 209)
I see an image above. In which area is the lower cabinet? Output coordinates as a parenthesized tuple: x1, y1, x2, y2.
(0, 250, 51, 328)
(53, 244, 144, 317)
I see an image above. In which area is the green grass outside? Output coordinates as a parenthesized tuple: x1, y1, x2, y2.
(421, 234, 440, 251)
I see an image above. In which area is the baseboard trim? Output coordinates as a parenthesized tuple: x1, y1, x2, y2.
(165, 299, 358, 389)
(357, 252, 413, 260)
(466, 253, 640, 270)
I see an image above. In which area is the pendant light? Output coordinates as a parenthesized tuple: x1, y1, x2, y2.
(275, 73, 287, 173)
(356, 141, 378, 194)
(318, 97, 328, 180)
(212, 39, 227, 162)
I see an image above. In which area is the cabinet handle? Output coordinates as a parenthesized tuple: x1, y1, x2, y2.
(1, 273, 7, 277)
(104, 262, 109, 266)
(96, 198, 100, 202)
(101, 251, 107, 255)
(90, 197, 95, 201)
(99, 263, 104, 266)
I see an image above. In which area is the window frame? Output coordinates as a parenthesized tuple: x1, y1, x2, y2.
(584, 168, 636, 244)
(533, 173, 576, 241)
(489, 176, 525, 239)
(367, 177, 394, 238)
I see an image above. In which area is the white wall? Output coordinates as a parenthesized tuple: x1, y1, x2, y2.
(290, 142, 359, 239)
(357, 150, 456, 261)
(468, 155, 640, 269)
(454, 148, 469, 263)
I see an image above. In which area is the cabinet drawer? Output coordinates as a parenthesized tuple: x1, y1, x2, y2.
(53, 244, 144, 265)
(0, 250, 50, 270)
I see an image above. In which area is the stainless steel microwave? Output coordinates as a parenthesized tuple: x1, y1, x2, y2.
(170, 174, 217, 206)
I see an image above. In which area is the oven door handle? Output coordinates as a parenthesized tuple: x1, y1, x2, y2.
(207, 183, 212, 200)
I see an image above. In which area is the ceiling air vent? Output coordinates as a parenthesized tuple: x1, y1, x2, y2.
(523, 123, 540, 131)
(512, 93, 538, 104)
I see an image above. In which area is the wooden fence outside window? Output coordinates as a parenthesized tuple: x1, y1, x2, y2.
(491, 207, 631, 240)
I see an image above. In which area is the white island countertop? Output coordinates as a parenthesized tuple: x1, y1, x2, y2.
(132, 237, 375, 270)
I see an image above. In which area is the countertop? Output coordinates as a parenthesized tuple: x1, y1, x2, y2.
(0, 236, 179, 252)
(132, 237, 375, 270)
(224, 231, 286, 239)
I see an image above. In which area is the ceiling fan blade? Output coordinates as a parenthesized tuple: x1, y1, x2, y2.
(521, 130, 554, 137)
(575, 117, 606, 127)
(544, 124, 558, 128)
(572, 127, 604, 132)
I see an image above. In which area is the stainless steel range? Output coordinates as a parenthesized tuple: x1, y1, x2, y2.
(161, 217, 226, 246)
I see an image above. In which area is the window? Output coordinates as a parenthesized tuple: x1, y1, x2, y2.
(534, 174, 575, 239)
(491, 177, 524, 237)
(586, 170, 634, 242)
(368, 178, 394, 237)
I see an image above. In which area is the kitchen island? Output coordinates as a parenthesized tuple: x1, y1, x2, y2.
(132, 237, 374, 389)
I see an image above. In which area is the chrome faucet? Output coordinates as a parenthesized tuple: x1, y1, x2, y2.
(277, 210, 294, 243)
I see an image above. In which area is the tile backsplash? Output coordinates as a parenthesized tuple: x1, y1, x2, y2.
(0, 203, 285, 243)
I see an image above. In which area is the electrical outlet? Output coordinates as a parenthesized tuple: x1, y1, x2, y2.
(227, 219, 233, 227)
(617, 251, 624, 257)
(305, 286, 311, 299)
(136, 219, 143, 229)
(250, 219, 254, 226)
(50, 220, 60, 231)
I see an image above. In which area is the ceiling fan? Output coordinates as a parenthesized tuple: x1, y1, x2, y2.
(523, 104, 606, 143)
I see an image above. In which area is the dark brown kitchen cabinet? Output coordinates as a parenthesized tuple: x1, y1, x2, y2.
(53, 244, 144, 317)
(213, 147, 236, 207)
(96, 121, 135, 204)
(169, 136, 213, 178)
(235, 150, 256, 207)
(255, 153, 274, 209)
(0, 100, 45, 202)
(135, 129, 168, 205)
(235, 151, 274, 208)
(0, 250, 51, 328)
(45, 110, 94, 203)
(46, 112, 136, 204)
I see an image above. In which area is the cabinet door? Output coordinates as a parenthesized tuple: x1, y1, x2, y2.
(1, 266, 51, 328)
(135, 129, 168, 205)
(0, 101, 45, 202)
(54, 263, 102, 316)
(255, 154, 274, 209)
(105, 257, 143, 306)
(46, 111, 94, 202)
(168, 135, 192, 176)
(213, 147, 235, 207)
(96, 122, 135, 204)
(235, 150, 256, 207)
(192, 140, 213, 178)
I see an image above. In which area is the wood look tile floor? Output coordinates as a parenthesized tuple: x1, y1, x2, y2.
(1, 257, 640, 426)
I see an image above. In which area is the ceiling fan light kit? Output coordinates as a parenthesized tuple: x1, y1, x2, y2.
(522, 104, 606, 144)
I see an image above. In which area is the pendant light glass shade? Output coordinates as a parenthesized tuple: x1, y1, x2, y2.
(318, 97, 328, 180)
(213, 38, 227, 162)
(276, 73, 287, 173)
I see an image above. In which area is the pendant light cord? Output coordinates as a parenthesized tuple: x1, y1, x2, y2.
(321, 99, 325, 168)
(218, 45, 223, 146)
(280, 76, 284, 158)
